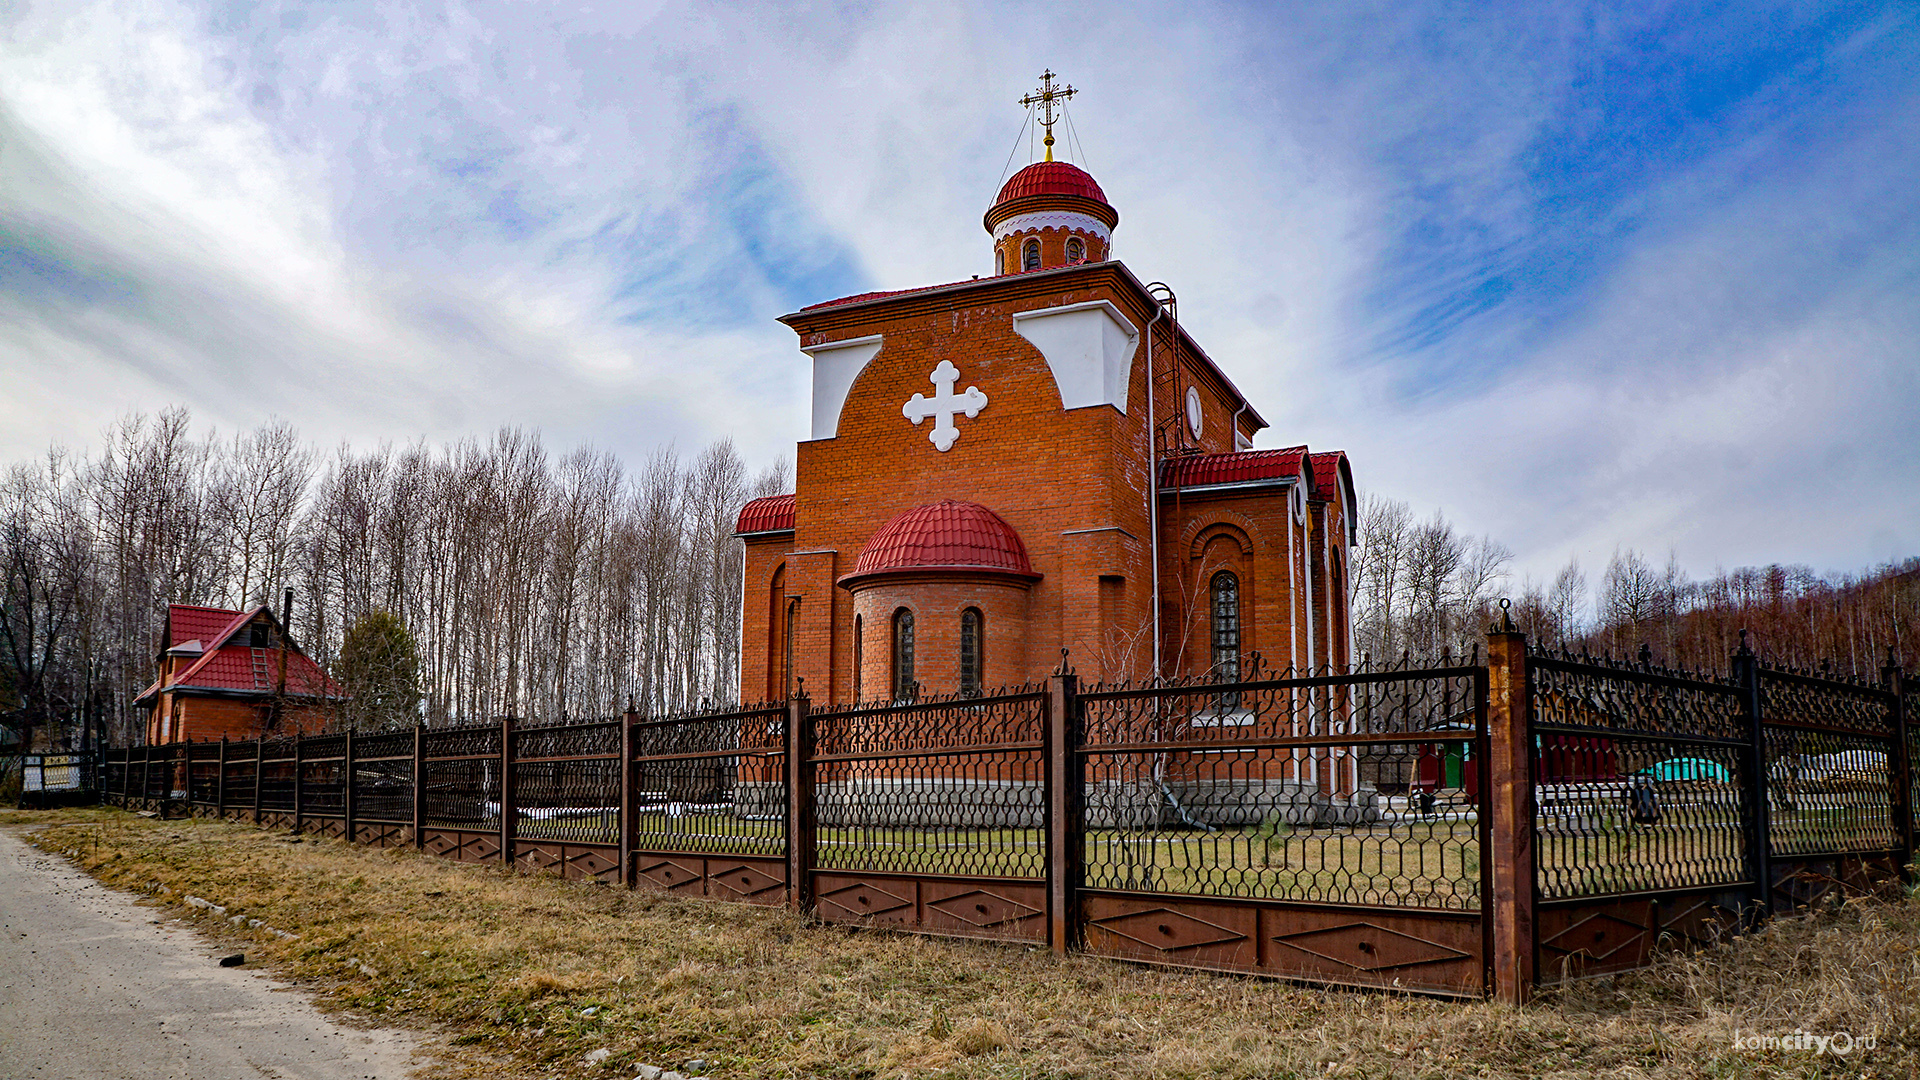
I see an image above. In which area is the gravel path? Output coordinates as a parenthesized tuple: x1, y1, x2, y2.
(0, 826, 424, 1079)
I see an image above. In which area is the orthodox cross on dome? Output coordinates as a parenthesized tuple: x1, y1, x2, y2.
(1019, 69, 1076, 162)
(903, 360, 988, 452)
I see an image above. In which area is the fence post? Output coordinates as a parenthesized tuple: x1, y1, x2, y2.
(293, 731, 305, 836)
(252, 738, 264, 826)
(1884, 652, 1911, 882)
(412, 723, 425, 850)
(343, 726, 356, 844)
(1732, 633, 1772, 922)
(1046, 658, 1082, 955)
(1485, 622, 1535, 1004)
(217, 736, 227, 818)
(139, 745, 150, 809)
(621, 699, 638, 890)
(786, 689, 815, 914)
(500, 717, 517, 870)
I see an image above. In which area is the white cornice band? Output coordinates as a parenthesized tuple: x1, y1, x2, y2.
(992, 210, 1112, 245)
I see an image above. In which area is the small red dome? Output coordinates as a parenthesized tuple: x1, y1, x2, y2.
(985, 161, 1118, 234)
(992, 161, 1109, 207)
(840, 501, 1038, 588)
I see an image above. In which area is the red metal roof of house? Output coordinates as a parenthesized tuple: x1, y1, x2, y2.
(1161, 446, 1313, 491)
(735, 493, 796, 535)
(993, 161, 1110, 207)
(839, 501, 1037, 587)
(1309, 451, 1350, 502)
(136, 604, 340, 706)
(166, 604, 244, 649)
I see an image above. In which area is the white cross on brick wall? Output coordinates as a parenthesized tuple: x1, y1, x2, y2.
(902, 360, 988, 452)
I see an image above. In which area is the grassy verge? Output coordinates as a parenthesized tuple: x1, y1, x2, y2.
(5, 807, 1914, 1079)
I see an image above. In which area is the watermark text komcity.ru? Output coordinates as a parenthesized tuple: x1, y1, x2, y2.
(1732, 1030, 1877, 1055)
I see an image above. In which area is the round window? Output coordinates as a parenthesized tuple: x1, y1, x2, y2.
(1186, 387, 1204, 439)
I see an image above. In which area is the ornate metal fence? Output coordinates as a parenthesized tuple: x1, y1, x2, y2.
(627, 703, 788, 904)
(96, 630, 1915, 1002)
(798, 688, 1050, 942)
(1074, 663, 1488, 995)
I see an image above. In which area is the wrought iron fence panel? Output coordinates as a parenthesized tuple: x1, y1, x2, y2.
(352, 758, 414, 822)
(353, 731, 414, 760)
(1534, 733, 1748, 899)
(188, 742, 221, 761)
(1765, 727, 1898, 856)
(1077, 671, 1483, 909)
(259, 756, 296, 812)
(223, 752, 257, 809)
(299, 758, 346, 816)
(187, 756, 220, 805)
(1760, 667, 1894, 735)
(423, 724, 501, 759)
(1531, 654, 1745, 741)
(421, 757, 501, 830)
(514, 759, 619, 844)
(810, 691, 1047, 879)
(518, 720, 620, 760)
(633, 709, 786, 857)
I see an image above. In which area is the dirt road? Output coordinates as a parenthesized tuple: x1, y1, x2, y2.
(0, 826, 423, 1079)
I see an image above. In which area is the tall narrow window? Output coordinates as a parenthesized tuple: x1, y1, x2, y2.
(959, 608, 983, 696)
(996, 248, 1005, 275)
(1211, 570, 1241, 707)
(891, 608, 916, 701)
(852, 615, 863, 702)
(784, 597, 799, 698)
(1022, 238, 1041, 271)
(1065, 237, 1084, 264)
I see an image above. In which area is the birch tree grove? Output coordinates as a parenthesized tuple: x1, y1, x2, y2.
(1, 409, 783, 746)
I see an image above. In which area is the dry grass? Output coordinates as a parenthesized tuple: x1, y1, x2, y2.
(5, 807, 1915, 1079)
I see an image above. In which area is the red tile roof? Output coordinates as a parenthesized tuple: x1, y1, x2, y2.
(166, 604, 243, 649)
(799, 276, 979, 313)
(735, 493, 796, 535)
(135, 604, 341, 706)
(993, 161, 1110, 207)
(1160, 446, 1313, 491)
(1309, 451, 1351, 502)
(839, 501, 1038, 587)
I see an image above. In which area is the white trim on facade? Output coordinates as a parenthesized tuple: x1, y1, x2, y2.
(1011, 300, 1141, 414)
(801, 334, 885, 440)
(992, 210, 1113, 245)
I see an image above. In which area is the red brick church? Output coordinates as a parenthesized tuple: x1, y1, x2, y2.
(736, 77, 1355, 703)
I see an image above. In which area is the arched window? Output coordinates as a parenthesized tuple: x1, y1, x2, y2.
(1210, 570, 1241, 706)
(1065, 237, 1084, 264)
(996, 248, 1005, 275)
(891, 607, 916, 701)
(959, 608, 983, 696)
(852, 614, 864, 702)
(1022, 238, 1041, 271)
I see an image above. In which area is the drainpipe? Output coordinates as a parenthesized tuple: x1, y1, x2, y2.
(1144, 293, 1169, 681)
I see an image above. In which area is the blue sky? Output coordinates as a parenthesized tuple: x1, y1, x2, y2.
(2, 0, 1916, 583)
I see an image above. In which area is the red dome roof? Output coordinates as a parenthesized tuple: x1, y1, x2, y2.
(992, 161, 1109, 207)
(985, 161, 1118, 233)
(840, 501, 1038, 588)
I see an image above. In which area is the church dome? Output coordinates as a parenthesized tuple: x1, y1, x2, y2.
(984, 161, 1119, 234)
(985, 160, 1118, 275)
(992, 161, 1111, 209)
(839, 500, 1038, 588)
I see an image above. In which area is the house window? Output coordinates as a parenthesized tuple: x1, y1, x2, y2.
(1211, 570, 1241, 705)
(996, 248, 1005, 275)
(1065, 237, 1084, 263)
(852, 614, 863, 702)
(959, 608, 983, 696)
(784, 597, 799, 698)
(1022, 238, 1041, 271)
(891, 608, 916, 701)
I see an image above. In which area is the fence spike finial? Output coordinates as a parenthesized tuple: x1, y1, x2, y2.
(1638, 643, 1652, 666)
(1736, 628, 1752, 657)
(1498, 597, 1514, 633)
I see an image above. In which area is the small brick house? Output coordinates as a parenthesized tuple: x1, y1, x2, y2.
(134, 603, 339, 744)
(736, 148, 1356, 706)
